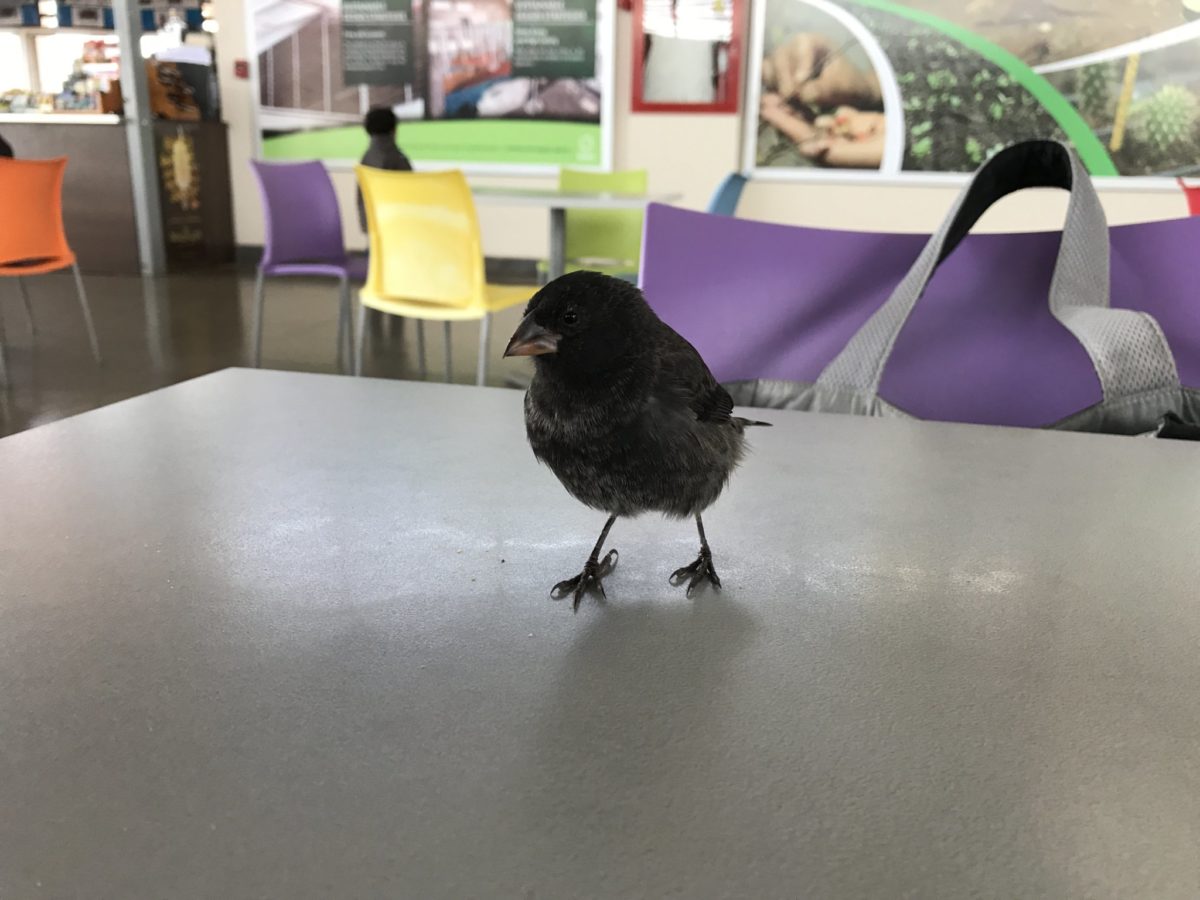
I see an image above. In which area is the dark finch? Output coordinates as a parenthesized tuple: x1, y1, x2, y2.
(504, 271, 768, 610)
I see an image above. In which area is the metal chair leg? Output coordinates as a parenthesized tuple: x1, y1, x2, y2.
(383, 312, 402, 340)
(476, 313, 491, 387)
(352, 301, 367, 374)
(343, 286, 355, 371)
(252, 268, 266, 367)
(16, 277, 34, 335)
(0, 297, 8, 387)
(336, 276, 349, 373)
(71, 262, 101, 365)
(549, 207, 567, 281)
(355, 304, 368, 376)
(443, 320, 452, 383)
(416, 320, 427, 379)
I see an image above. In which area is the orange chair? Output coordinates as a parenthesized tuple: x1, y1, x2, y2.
(0, 157, 101, 384)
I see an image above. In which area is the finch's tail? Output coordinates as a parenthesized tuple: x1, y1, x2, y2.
(733, 417, 772, 429)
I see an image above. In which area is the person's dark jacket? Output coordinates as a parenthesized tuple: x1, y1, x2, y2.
(357, 135, 413, 232)
(0, 133, 13, 158)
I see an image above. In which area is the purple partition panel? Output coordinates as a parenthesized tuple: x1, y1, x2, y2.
(641, 203, 1198, 428)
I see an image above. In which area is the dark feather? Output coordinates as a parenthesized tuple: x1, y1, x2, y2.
(519, 272, 768, 520)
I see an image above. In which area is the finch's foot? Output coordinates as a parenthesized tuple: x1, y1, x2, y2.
(551, 549, 619, 612)
(670, 547, 721, 597)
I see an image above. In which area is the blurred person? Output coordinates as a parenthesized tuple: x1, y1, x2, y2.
(356, 106, 412, 233)
(0, 132, 13, 158)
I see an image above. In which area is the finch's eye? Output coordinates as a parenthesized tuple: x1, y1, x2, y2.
(562, 308, 579, 326)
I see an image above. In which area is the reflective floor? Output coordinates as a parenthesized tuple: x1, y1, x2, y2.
(0, 268, 533, 438)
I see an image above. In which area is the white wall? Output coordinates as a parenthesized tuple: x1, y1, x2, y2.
(213, 1, 1191, 258)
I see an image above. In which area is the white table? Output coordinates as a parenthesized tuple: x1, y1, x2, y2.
(2, 369, 1199, 898)
(471, 186, 682, 279)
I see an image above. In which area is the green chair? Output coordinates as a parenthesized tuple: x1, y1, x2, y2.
(548, 168, 648, 282)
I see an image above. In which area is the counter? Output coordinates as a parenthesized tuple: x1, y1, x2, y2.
(0, 116, 234, 274)
(0, 112, 120, 125)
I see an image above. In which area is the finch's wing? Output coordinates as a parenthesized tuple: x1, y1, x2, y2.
(654, 326, 734, 425)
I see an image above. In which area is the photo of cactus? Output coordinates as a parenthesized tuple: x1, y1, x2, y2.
(1041, 40, 1200, 177)
(750, 0, 1200, 177)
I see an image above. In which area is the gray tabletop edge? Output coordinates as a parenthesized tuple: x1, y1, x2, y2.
(0, 367, 1192, 467)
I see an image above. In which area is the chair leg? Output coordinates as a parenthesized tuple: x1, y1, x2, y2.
(549, 207, 567, 282)
(71, 262, 101, 365)
(252, 268, 266, 367)
(443, 320, 452, 384)
(416, 320, 427, 380)
(16, 277, 34, 335)
(476, 313, 491, 387)
(355, 304, 367, 376)
(0, 297, 8, 387)
(336, 276, 350, 373)
(343, 285, 355, 370)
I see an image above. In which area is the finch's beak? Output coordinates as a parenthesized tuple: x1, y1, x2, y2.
(504, 313, 560, 357)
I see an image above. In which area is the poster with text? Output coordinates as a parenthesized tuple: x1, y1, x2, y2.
(254, 0, 611, 170)
(341, 0, 416, 86)
(512, 0, 596, 78)
(747, 0, 1200, 179)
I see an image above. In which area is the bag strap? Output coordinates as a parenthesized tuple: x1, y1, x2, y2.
(816, 141, 1180, 405)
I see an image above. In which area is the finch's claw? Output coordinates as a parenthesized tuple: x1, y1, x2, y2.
(670, 547, 721, 597)
(551, 549, 619, 611)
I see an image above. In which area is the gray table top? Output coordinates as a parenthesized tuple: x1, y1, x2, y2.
(2, 368, 1198, 899)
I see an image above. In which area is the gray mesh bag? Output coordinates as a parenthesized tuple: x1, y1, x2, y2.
(726, 141, 1192, 434)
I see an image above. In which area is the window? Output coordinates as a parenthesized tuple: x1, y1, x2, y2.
(0, 33, 30, 92)
(35, 33, 92, 94)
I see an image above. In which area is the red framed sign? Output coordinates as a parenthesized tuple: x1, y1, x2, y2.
(632, 0, 743, 114)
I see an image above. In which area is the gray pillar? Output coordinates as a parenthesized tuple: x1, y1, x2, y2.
(113, 0, 167, 276)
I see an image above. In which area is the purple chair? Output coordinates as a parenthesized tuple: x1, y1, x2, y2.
(639, 200, 1200, 430)
(249, 160, 367, 372)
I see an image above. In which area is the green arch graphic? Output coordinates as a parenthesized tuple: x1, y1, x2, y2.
(848, 0, 1119, 176)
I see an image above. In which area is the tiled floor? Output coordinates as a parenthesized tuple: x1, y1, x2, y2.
(0, 267, 534, 438)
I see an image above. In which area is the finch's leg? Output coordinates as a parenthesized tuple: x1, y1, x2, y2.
(670, 514, 722, 597)
(551, 515, 619, 612)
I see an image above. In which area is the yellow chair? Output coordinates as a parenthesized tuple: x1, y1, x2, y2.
(549, 167, 648, 281)
(355, 167, 534, 385)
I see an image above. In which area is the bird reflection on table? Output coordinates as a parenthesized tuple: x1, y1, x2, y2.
(514, 596, 758, 892)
